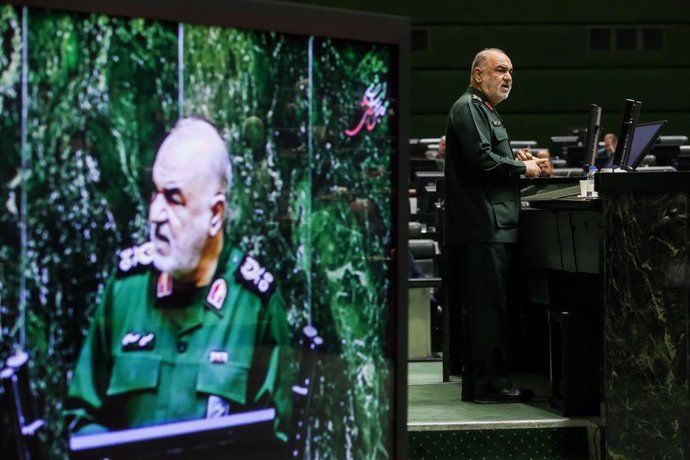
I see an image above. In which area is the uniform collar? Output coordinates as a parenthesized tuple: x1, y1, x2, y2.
(153, 241, 234, 318)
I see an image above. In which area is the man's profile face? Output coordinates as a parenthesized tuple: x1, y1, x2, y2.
(604, 135, 617, 155)
(149, 133, 216, 279)
(476, 51, 513, 106)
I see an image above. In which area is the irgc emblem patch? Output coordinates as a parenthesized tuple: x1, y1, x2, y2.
(118, 242, 155, 275)
(235, 255, 275, 300)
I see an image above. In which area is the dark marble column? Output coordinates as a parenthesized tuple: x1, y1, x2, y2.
(602, 174, 690, 458)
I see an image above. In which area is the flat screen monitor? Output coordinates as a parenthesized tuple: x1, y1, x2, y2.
(564, 145, 586, 167)
(605, 121, 667, 170)
(584, 105, 602, 167)
(609, 99, 641, 169)
(549, 135, 580, 158)
(0, 1, 408, 459)
(409, 158, 443, 182)
(650, 136, 688, 166)
(409, 138, 441, 158)
(413, 171, 443, 214)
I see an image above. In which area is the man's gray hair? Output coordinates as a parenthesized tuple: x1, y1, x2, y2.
(170, 117, 232, 199)
(469, 48, 507, 83)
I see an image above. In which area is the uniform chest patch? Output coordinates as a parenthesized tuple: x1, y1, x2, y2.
(121, 332, 156, 351)
(492, 120, 502, 127)
(206, 279, 228, 310)
(235, 255, 276, 300)
(209, 350, 229, 364)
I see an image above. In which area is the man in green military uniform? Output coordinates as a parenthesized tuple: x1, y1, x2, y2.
(444, 48, 546, 403)
(66, 118, 293, 443)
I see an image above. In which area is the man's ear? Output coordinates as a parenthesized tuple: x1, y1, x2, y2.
(473, 67, 482, 83)
(209, 194, 226, 237)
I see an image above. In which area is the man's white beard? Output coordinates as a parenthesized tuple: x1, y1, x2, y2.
(150, 221, 208, 279)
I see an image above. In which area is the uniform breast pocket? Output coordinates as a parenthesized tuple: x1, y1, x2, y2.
(196, 362, 250, 405)
(107, 354, 161, 397)
(492, 126, 508, 142)
(492, 126, 511, 154)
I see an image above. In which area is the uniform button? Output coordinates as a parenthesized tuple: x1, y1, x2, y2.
(177, 342, 188, 353)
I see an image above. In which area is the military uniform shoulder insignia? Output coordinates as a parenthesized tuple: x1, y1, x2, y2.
(234, 254, 276, 301)
(116, 242, 155, 277)
(157, 272, 173, 298)
(470, 94, 494, 112)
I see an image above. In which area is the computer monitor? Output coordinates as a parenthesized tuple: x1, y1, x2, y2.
(409, 138, 441, 158)
(564, 145, 586, 168)
(0, 1, 408, 459)
(609, 99, 641, 169)
(549, 135, 580, 158)
(510, 140, 537, 150)
(584, 105, 602, 166)
(413, 171, 444, 197)
(605, 120, 667, 170)
(409, 158, 443, 183)
(650, 135, 689, 166)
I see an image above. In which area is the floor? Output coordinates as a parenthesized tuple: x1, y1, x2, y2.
(408, 361, 578, 426)
(407, 361, 603, 459)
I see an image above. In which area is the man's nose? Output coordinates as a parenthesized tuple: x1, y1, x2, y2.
(149, 193, 167, 222)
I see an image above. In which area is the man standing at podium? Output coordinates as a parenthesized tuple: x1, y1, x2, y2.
(444, 48, 545, 403)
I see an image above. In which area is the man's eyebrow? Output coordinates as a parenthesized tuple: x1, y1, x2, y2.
(161, 185, 186, 204)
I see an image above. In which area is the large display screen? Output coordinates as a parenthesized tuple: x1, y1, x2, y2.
(0, 1, 408, 458)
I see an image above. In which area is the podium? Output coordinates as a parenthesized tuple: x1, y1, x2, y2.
(69, 409, 282, 459)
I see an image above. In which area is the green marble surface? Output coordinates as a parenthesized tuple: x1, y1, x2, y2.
(604, 192, 690, 459)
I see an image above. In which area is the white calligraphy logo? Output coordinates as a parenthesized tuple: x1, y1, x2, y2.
(345, 80, 389, 137)
(240, 257, 274, 294)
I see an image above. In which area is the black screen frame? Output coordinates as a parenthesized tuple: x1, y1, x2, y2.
(605, 120, 667, 170)
(609, 99, 641, 169)
(3, 0, 410, 458)
(584, 104, 602, 167)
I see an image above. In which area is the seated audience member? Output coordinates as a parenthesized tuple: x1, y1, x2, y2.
(408, 250, 424, 279)
(424, 135, 447, 160)
(598, 133, 617, 159)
